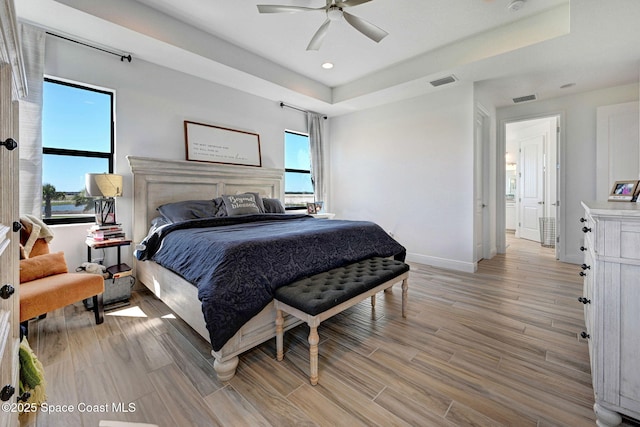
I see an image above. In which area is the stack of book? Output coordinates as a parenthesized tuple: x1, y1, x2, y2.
(86, 224, 126, 246)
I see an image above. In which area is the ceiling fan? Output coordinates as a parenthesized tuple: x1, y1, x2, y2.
(257, 0, 388, 51)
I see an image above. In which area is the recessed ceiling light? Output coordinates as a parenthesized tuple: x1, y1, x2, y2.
(321, 62, 334, 69)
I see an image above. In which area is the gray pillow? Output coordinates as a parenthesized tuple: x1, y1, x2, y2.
(213, 197, 227, 217)
(247, 192, 266, 213)
(157, 199, 220, 222)
(263, 198, 285, 213)
(221, 193, 261, 216)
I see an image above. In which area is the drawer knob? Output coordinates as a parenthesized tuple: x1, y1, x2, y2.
(580, 331, 590, 339)
(0, 284, 14, 300)
(578, 297, 591, 304)
(0, 385, 15, 401)
(580, 246, 587, 252)
(580, 217, 587, 223)
(582, 226, 591, 233)
(1, 138, 17, 151)
(581, 264, 591, 270)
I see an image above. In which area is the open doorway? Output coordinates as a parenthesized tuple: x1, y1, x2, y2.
(504, 115, 559, 259)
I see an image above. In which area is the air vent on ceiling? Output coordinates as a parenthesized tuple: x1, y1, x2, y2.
(430, 75, 457, 87)
(512, 94, 537, 103)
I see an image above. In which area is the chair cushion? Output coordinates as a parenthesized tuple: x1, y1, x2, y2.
(20, 273, 104, 322)
(19, 252, 68, 283)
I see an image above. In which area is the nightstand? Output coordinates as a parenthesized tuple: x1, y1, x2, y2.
(85, 238, 133, 308)
(310, 213, 335, 219)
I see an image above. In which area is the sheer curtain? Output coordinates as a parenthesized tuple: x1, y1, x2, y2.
(306, 112, 326, 206)
(18, 24, 45, 217)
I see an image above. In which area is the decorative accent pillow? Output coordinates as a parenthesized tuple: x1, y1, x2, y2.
(247, 192, 266, 213)
(19, 252, 68, 283)
(157, 199, 220, 222)
(221, 193, 261, 216)
(263, 198, 285, 213)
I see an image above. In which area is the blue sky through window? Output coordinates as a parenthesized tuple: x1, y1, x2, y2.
(284, 131, 313, 194)
(42, 80, 112, 192)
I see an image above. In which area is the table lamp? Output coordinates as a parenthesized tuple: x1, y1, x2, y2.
(85, 173, 123, 225)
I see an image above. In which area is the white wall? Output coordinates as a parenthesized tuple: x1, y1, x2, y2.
(329, 84, 477, 272)
(43, 36, 307, 268)
(496, 83, 639, 264)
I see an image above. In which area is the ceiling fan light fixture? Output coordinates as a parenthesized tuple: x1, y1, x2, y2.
(258, 0, 386, 50)
(327, 6, 343, 21)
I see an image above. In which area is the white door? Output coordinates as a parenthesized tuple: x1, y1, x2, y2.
(596, 102, 640, 200)
(0, 62, 20, 427)
(519, 134, 545, 242)
(474, 113, 485, 262)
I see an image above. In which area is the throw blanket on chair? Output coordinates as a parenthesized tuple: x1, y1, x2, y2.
(20, 215, 54, 259)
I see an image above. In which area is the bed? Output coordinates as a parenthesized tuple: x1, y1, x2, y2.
(127, 156, 405, 380)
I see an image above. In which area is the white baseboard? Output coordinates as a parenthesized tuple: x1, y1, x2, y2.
(406, 252, 476, 273)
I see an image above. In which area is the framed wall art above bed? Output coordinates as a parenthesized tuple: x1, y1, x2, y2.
(184, 120, 262, 167)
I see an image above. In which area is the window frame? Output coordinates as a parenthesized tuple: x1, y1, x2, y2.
(284, 130, 313, 211)
(42, 77, 115, 225)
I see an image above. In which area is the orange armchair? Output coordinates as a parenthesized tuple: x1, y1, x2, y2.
(19, 244, 104, 334)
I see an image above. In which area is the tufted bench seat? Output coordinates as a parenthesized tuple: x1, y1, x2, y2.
(274, 257, 409, 385)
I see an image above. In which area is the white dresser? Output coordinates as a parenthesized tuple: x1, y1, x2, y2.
(580, 201, 640, 427)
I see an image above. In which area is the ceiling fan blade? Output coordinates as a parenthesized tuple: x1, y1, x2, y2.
(306, 19, 331, 51)
(338, 0, 373, 7)
(257, 5, 320, 13)
(342, 11, 388, 43)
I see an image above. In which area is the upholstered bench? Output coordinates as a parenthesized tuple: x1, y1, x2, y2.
(274, 257, 409, 385)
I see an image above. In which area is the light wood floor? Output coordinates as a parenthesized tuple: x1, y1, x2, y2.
(21, 236, 608, 426)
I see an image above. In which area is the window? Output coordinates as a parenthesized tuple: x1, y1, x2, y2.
(42, 78, 114, 224)
(284, 130, 314, 209)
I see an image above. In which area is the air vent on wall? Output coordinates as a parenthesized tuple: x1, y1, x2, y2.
(430, 75, 457, 87)
(512, 94, 537, 103)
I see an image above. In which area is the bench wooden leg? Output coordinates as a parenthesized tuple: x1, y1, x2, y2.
(275, 309, 284, 361)
(370, 295, 376, 308)
(401, 278, 408, 318)
(308, 324, 319, 386)
(93, 294, 104, 325)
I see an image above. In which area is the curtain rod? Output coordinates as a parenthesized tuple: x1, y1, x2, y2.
(279, 102, 327, 120)
(46, 32, 132, 63)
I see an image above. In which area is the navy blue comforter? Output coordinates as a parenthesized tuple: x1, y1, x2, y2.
(136, 214, 406, 350)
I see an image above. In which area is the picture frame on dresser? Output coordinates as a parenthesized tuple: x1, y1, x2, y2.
(608, 180, 640, 202)
(306, 202, 317, 214)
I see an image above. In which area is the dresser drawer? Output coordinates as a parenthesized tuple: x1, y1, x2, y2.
(620, 221, 640, 261)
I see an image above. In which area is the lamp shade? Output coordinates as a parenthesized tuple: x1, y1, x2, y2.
(85, 173, 123, 198)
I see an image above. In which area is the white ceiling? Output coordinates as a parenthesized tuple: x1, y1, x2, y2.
(15, 0, 640, 116)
